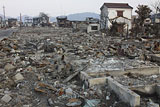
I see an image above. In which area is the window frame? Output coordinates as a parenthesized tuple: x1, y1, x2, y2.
(117, 10, 124, 17)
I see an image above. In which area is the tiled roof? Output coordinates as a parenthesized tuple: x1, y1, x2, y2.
(101, 3, 133, 9)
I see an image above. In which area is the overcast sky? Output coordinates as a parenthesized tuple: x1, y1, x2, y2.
(0, 0, 157, 17)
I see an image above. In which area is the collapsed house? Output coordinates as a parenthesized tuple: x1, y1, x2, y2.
(100, 3, 133, 33)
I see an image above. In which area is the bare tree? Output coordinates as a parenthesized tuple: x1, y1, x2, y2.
(151, 0, 160, 14)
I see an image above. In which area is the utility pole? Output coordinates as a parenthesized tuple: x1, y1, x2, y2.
(3, 6, 6, 28)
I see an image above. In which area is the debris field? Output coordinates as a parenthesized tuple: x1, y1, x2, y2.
(0, 27, 160, 107)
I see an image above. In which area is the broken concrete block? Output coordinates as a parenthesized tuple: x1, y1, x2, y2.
(23, 105, 30, 107)
(48, 98, 54, 106)
(14, 73, 24, 82)
(0, 52, 6, 57)
(4, 64, 15, 71)
(66, 98, 82, 107)
(65, 88, 73, 95)
(1, 94, 12, 103)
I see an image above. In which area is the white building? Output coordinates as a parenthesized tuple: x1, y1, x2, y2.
(100, 3, 133, 33)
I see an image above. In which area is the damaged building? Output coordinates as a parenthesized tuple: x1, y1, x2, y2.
(7, 18, 18, 28)
(100, 3, 133, 33)
(56, 16, 72, 27)
(72, 17, 100, 33)
(24, 17, 33, 27)
(33, 13, 50, 27)
(86, 17, 100, 33)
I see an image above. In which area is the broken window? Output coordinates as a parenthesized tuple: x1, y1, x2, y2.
(91, 26, 98, 30)
(117, 11, 124, 17)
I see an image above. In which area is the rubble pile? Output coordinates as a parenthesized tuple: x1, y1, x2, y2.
(0, 27, 159, 107)
(0, 27, 128, 107)
(85, 57, 157, 73)
(114, 73, 160, 87)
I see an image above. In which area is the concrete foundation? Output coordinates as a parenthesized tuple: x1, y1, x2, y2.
(80, 71, 160, 106)
(87, 67, 160, 77)
(80, 67, 160, 88)
(107, 77, 140, 107)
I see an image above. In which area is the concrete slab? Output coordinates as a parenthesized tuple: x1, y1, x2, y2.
(107, 77, 140, 107)
(130, 85, 156, 95)
(88, 77, 107, 87)
(1, 94, 12, 103)
(14, 73, 24, 82)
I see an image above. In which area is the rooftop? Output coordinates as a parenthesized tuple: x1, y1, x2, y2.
(101, 3, 133, 10)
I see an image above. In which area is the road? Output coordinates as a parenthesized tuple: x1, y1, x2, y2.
(0, 29, 17, 40)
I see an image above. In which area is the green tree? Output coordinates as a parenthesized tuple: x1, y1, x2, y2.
(131, 5, 152, 36)
(135, 5, 152, 26)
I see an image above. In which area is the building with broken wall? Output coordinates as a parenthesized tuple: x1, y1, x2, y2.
(100, 3, 133, 33)
(33, 14, 50, 27)
(86, 17, 100, 33)
(56, 16, 72, 28)
(24, 17, 33, 27)
(6, 18, 18, 28)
